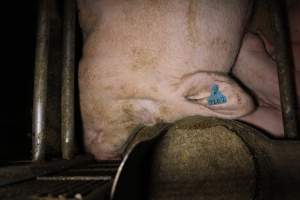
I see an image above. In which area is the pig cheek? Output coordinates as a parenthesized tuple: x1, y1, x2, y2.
(90, 100, 161, 160)
(82, 102, 137, 160)
(86, 123, 136, 160)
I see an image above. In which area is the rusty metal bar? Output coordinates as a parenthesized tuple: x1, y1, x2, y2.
(61, 0, 76, 159)
(32, 0, 50, 161)
(271, 0, 299, 139)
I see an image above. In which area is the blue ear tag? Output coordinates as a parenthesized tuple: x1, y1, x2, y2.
(208, 84, 227, 105)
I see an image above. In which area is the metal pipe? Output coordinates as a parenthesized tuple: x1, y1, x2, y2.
(61, 0, 76, 159)
(271, 0, 299, 139)
(32, 0, 50, 161)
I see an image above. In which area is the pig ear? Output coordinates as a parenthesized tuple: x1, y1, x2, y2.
(178, 73, 255, 119)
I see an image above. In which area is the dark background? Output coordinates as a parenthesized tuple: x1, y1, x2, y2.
(0, 1, 37, 160)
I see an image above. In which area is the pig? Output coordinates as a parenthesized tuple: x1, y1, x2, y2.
(78, 0, 256, 160)
(233, 0, 300, 136)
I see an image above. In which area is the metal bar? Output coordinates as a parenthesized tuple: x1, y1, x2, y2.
(37, 176, 112, 181)
(0, 155, 93, 187)
(271, 0, 299, 139)
(69, 168, 118, 172)
(32, 0, 50, 161)
(61, 0, 76, 159)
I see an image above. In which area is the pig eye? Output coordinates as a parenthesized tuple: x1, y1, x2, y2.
(207, 84, 227, 105)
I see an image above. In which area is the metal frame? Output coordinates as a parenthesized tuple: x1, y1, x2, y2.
(32, 0, 77, 161)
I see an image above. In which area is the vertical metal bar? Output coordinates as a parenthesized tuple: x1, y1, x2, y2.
(271, 0, 299, 139)
(61, 0, 76, 159)
(32, 0, 50, 161)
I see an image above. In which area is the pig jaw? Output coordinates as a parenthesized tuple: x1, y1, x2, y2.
(83, 125, 131, 160)
(81, 98, 162, 160)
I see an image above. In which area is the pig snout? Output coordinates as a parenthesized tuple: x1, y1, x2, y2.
(78, 0, 254, 160)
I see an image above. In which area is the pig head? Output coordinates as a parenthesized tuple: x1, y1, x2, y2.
(78, 0, 254, 160)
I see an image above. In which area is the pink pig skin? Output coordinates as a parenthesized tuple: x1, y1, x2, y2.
(78, 0, 255, 160)
(234, 1, 300, 137)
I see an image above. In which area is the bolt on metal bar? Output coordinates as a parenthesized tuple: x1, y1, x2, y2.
(32, 0, 50, 161)
(61, 0, 76, 159)
(271, 0, 299, 139)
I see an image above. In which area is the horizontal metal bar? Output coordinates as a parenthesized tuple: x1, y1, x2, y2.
(0, 155, 93, 187)
(37, 176, 111, 181)
(68, 168, 118, 173)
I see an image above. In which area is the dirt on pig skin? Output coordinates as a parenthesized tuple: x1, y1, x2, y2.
(78, 0, 255, 160)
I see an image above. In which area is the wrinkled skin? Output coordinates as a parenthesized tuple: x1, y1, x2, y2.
(78, 0, 298, 160)
(233, 1, 300, 136)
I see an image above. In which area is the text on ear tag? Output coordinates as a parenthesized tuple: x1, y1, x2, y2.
(208, 84, 227, 105)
